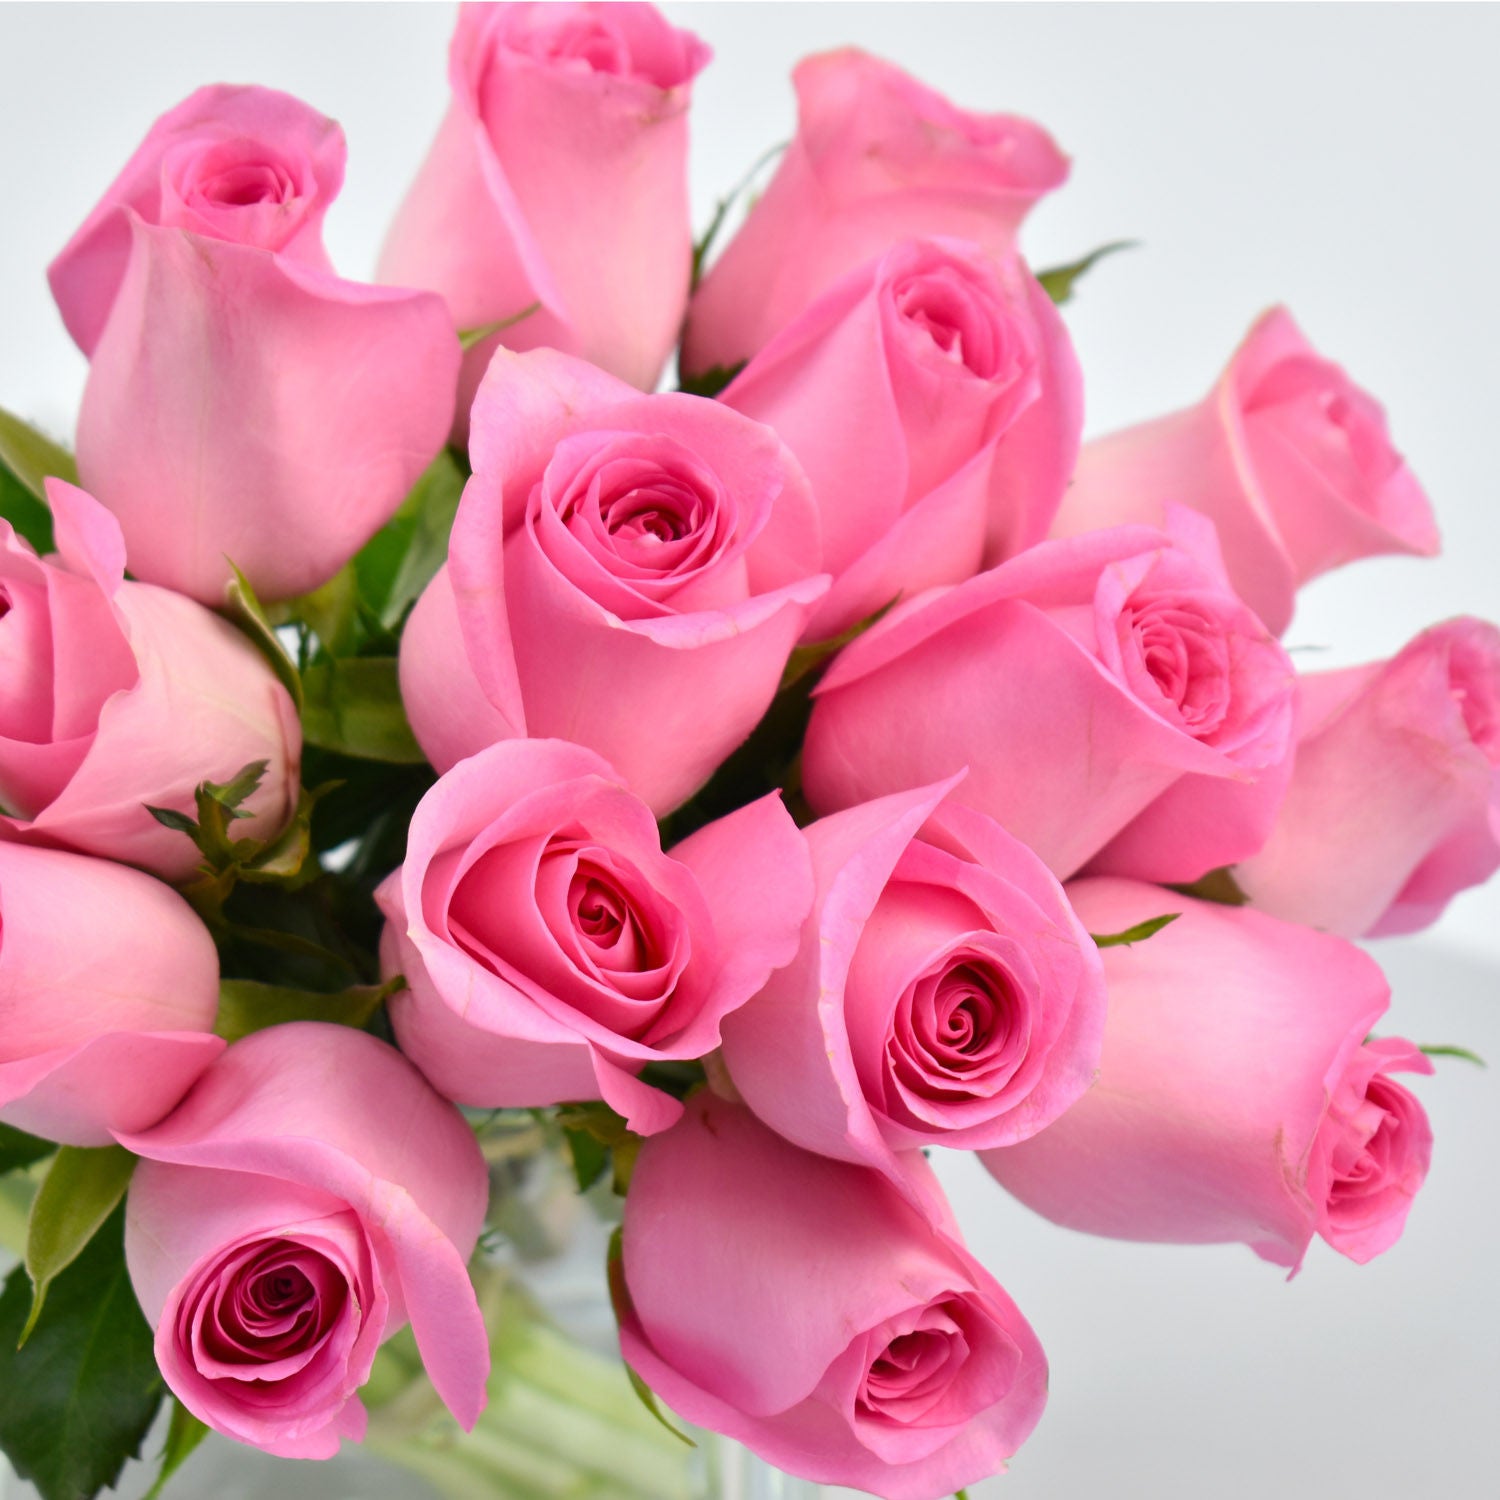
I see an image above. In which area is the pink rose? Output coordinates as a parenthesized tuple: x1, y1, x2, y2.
(721, 237, 1082, 637)
(982, 880, 1434, 1271)
(683, 48, 1069, 379)
(380, 1, 710, 436)
(1235, 617, 1500, 936)
(803, 514, 1295, 879)
(0, 843, 222, 1146)
(0, 481, 300, 879)
(720, 780, 1106, 1187)
(617, 1091, 1049, 1500)
(50, 84, 459, 603)
(117, 1023, 489, 1459)
(378, 738, 812, 1136)
(398, 349, 827, 814)
(1050, 307, 1440, 634)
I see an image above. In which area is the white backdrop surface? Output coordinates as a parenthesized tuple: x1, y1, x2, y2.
(0, 5, 1496, 1500)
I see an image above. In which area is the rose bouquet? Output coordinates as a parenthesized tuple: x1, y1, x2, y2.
(0, 6, 1494, 1500)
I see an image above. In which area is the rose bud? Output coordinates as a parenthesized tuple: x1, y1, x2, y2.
(380, 2, 711, 438)
(0, 481, 300, 879)
(720, 780, 1106, 1187)
(378, 738, 812, 1136)
(803, 512, 1295, 880)
(50, 83, 459, 604)
(1050, 307, 1439, 634)
(0, 844, 223, 1146)
(683, 48, 1068, 379)
(721, 237, 1082, 638)
(982, 880, 1434, 1271)
(617, 1092, 1049, 1500)
(398, 349, 827, 815)
(117, 1023, 490, 1459)
(1235, 616, 1500, 936)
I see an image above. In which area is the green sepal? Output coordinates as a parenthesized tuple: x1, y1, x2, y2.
(214, 974, 404, 1044)
(459, 301, 542, 351)
(690, 140, 787, 288)
(0, 1205, 164, 1500)
(142, 1399, 210, 1500)
(1091, 912, 1180, 949)
(1419, 1044, 1487, 1067)
(221, 562, 304, 711)
(1035, 240, 1138, 305)
(1167, 865, 1250, 907)
(20, 1145, 136, 1347)
(605, 1227, 696, 1448)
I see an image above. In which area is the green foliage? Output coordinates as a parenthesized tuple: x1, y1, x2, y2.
(690, 139, 787, 288)
(301, 657, 426, 763)
(604, 1228, 695, 1448)
(556, 1102, 643, 1196)
(142, 1400, 209, 1500)
(222, 564, 304, 710)
(215, 974, 404, 1044)
(677, 361, 745, 399)
(0, 405, 74, 554)
(1091, 912, 1181, 949)
(458, 301, 542, 352)
(1167, 865, 1251, 906)
(1419, 1044, 1487, 1067)
(21, 1146, 135, 1347)
(0, 1124, 54, 1177)
(1036, 240, 1138, 305)
(0, 1207, 164, 1500)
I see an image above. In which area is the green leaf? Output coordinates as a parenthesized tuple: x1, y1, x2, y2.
(677, 361, 745, 399)
(691, 140, 787, 289)
(222, 562, 304, 711)
(1091, 912, 1180, 949)
(301, 656, 426, 763)
(142, 1399, 209, 1500)
(1167, 865, 1250, 907)
(0, 405, 78, 497)
(781, 595, 899, 690)
(605, 1228, 696, 1448)
(354, 448, 468, 629)
(459, 301, 543, 352)
(21, 1146, 135, 1347)
(1035, 239, 1138, 305)
(1419, 1044, 1487, 1068)
(283, 562, 360, 657)
(0, 1124, 54, 1177)
(563, 1127, 610, 1193)
(0, 456, 55, 555)
(0, 1206, 163, 1500)
(215, 975, 403, 1044)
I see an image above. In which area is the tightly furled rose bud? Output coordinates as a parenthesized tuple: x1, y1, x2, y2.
(617, 1092, 1049, 1500)
(1235, 616, 1500, 936)
(378, 738, 812, 1135)
(1050, 307, 1439, 634)
(117, 1024, 490, 1459)
(982, 880, 1433, 1271)
(804, 513, 1295, 880)
(721, 780, 1106, 1187)
(721, 237, 1082, 637)
(0, 481, 300, 878)
(50, 83, 459, 604)
(381, 1, 710, 433)
(0, 843, 222, 1146)
(399, 348, 827, 814)
(683, 47, 1068, 379)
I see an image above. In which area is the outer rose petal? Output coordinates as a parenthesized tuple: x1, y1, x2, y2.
(76, 219, 459, 603)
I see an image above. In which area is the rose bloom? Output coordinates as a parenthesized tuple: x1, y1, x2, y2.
(1236, 616, 1500, 936)
(0, 843, 222, 1146)
(983, 880, 1434, 1271)
(399, 348, 827, 814)
(683, 47, 1068, 378)
(118, 1024, 490, 1459)
(379, 738, 812, 1135)
(619, 1091, 1049, 1500)
(1050, 307, 1439, 634)
(803, 513, 1295, 880)
(50, 83, 459, 603)
(721, 237, 1082, 637)
(0, 481, 300, 879)
(381, 1, 710, 434)
(720, 779, 1106, 1186)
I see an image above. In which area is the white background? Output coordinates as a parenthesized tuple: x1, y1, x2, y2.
(0, 4, 1496, 1499)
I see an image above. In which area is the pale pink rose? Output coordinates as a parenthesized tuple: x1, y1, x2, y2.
(720, 780, 1105, 1188)
(1235, 617, 1500, 937)
(117, 1023, 490, 1460)
(1050, 307, 1439, 635)
(721, 237, 1082, 637)
(0, 843, 222, 1146)
(803, 513, 1295, 880)
(378, 738, 812, 1136)
(398, 349, 827, 814)
(982, 879, 1434, 1272)
(683, 48, 1068, 379)
(0, 481, 300, 879)
(51, 84, 459, 604)
(380, 1, 710, 436)
(618, 1092, 1049, 1500)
